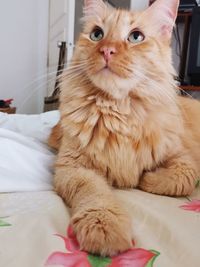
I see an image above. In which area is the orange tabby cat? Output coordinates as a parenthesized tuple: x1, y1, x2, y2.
(50, 0, 200, 256)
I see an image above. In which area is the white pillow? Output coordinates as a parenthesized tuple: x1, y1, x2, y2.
(0, 111, 60, 193)
(0, 110, 60, 143)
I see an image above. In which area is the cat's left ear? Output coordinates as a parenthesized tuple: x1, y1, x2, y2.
(145, 0, 179, 39)
(83, 0, 106, 18)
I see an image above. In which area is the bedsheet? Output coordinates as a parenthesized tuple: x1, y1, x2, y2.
(0, 187, 200, 267)
(0, 111, 200, 267)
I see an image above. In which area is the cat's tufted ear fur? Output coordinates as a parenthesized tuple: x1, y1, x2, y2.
(83, 0, 107, 19)
(145, 0, 179, 39)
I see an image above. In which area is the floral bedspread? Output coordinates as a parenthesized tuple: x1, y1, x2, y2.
(0, 186, 200, 267)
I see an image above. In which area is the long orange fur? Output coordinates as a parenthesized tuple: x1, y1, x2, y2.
(49, 0, 200, 256)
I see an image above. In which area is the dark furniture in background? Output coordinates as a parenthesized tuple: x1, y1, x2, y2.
(177, 11, 192, 85)
(150, 1, 200, 92)
(44, 41, 66, 111)
(187, 7, 200, 85)
(177, 7, 200, 91)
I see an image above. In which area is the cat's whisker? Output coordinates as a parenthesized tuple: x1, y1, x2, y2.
(50, 63, 88, 84)
(17, 70, 61, 96)
(32, 60, 87, 81)
(63, 69, 86, 76)
(17, 69, 86, 112)
(68, 59, 90, 65)
(48, 57, 91, 69)
(18, 74, 59, 105)
(17, 74, 89, 112)
(65, 63, 89, 70)
(47, 60, 89, 77)
(59, 72, 86, 83)
(60, 70, 85, 81)
(170, 83, 194, 100)
(16, 63, 79, 94)
(63, 64, 88, 74)
(60, 73, 88, 85)
(62, 62, 89, 73)
(132, 69, 177, 105)
(63, 62, 92, 75)
(70, 59, 90, 64)
(17, 84, 49, 113)
(146, 81, 176, 104)
(59, 65, 90, 80)
(56, 78, 90, 93)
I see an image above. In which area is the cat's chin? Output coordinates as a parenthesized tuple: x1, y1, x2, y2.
(89, 69, 134, 100)
(98, 67, 118, 76)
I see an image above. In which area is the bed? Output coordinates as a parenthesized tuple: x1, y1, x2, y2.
(0, 111, 199, 267)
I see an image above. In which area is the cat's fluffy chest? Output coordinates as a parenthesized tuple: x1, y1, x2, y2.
(63, 93, 179, 188)
(75, 96, 168, 188)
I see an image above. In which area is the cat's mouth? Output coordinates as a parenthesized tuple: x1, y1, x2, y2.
(98, 65, 119, 77)
(90, 60, 129, 80)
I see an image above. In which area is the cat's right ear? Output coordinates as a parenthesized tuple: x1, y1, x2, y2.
(83, 0, 106, 18)
(144, 0, 179, 40)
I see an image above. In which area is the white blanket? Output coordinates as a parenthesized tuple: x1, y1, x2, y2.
(0, 111, 60, 192)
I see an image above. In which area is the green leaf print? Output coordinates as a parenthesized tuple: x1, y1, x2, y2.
(146, 250, 160, 267)
(195, 180, 200, 188)
(88, 254, 112, 267)
(0, 219, 11, 227)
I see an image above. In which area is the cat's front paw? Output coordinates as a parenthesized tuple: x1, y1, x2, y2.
(138, 172, 165, 194)
(139, 170, 195, 196)
(71, 206, 133, 256)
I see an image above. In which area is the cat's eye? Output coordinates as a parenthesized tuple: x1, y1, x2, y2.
(90, 27, 104, 41)
(128, 30, 145, 44)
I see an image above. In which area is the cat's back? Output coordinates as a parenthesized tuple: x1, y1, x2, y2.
(179, 96, 200, 129)
(179, 96, 200, 167)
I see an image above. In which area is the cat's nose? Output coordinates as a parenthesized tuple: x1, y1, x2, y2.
(100, 46, 116, 62)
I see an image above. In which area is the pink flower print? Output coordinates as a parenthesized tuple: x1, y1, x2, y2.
(58, 225, 80, 252)
(46, 252, 90, 267)
(110, 249, 159, 267)
(180, 199, 200, 212)
(45, 225, 160, 267)
(46, 225, 90, 267)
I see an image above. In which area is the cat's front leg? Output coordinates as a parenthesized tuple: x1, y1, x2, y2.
(138, 155, 197, 196)
(54, 165, 133, 256)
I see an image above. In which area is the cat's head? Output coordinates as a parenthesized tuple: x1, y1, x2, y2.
(73, 0, 179, 100)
